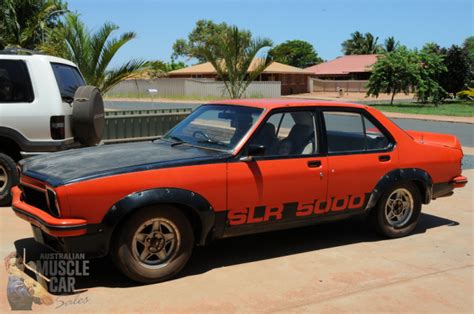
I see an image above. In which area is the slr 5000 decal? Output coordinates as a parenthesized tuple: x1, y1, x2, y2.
(227, 193, 370, 226)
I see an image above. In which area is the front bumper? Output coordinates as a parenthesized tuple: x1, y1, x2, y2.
(11, 186, 87, 237)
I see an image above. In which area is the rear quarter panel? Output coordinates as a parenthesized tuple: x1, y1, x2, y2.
(397, 140, 463, 183)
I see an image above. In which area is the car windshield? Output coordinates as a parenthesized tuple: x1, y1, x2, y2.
(163, 104, 263, 152)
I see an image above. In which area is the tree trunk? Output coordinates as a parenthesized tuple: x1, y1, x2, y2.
(390, 90, 396, 105)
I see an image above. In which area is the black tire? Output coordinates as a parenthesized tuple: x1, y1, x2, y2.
(111, 205, 194, 283)
(72, 86, 105, 146)
(370, 182, 422, 238)
(0, 153, 19, 206)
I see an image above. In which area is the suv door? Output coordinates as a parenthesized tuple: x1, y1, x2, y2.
(322, 109, 397, 212)
(225, 109, 328, 236)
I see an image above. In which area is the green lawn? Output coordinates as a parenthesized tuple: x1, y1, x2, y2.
(371, 101, 474, 117)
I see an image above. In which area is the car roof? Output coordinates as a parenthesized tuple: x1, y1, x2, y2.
(0, 53, 78, 68)
(209, 98, 368, 110)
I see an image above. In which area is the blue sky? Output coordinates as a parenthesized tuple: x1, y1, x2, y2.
(68, 0, 473, 67)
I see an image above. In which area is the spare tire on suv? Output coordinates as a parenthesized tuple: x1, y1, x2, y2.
(72, 86, 105, 146)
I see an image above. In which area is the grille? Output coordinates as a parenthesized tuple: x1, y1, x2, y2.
(20, 184, 59, 218)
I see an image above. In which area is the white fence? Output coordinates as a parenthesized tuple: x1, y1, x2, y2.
(310, 78, 369, 93)
(107, 78, 281, 98)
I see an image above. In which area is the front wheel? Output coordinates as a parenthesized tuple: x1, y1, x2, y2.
(111, 206, 194, 283)
(370, 182, 422, 238)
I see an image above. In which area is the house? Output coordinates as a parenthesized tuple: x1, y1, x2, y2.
(168, 59, 313, 95)
(305, 54, 379, 80)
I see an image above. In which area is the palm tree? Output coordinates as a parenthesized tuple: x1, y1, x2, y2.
(0, 0, 67, 49)
(195, 26, 273, 98)
(342, 31, 380, 55)
(51, 14, 148, 94)
(384, 36, 399, 52)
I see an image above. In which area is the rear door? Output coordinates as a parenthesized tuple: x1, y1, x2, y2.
(225, 108, 328, 236)
(322, 109, 397, 212)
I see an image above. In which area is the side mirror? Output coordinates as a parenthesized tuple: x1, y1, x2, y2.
(240, 144, 265, 161)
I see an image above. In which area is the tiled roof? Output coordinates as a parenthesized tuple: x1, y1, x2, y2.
(168, 59, 312, 75)
(305, 54, 379, 75)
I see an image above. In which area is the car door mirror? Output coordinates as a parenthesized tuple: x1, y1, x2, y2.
(240, 144, 266, 161)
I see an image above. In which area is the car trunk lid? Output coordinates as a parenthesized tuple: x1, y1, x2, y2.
(405, 130, 462, 151)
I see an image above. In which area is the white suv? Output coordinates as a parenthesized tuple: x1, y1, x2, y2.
(0, 49, 104, 205)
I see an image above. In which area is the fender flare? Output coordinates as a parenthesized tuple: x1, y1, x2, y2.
(101, 188, 216, 246)
(366, 168, 433, 210)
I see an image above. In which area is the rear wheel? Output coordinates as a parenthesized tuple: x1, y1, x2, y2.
(370, 182, 421, 238)
(111, 205, 194, 283)
(0, 153, 18, 206)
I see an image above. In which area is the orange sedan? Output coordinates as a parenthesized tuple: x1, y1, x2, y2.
(12, 99, 467, 283)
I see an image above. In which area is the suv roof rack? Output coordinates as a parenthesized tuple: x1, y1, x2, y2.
(0, 48, 43, 55)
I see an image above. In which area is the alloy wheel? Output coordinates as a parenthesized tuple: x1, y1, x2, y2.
(385, 188, 414, 228)
(132, 218, 180, 269)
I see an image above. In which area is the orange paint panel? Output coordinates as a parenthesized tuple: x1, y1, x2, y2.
(64, 163, 227, 223)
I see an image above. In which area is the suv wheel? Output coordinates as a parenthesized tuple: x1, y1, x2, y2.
(370, 182, 422, 238)
(0, 153, 18, 206)
(111, 205, 194, 283)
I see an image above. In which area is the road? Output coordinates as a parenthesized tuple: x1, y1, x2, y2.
(105, 101, 474, 147)
(1, 170, 473, 312)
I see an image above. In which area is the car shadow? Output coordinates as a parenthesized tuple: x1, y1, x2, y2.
(13, 212, 459, 291)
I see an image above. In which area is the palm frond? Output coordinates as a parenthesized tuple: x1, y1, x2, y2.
(100, 59, 149, 94)
(94, 31, 136, 86)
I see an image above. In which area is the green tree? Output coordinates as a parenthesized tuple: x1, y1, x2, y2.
(439, 45, 470, 94)
(463, 36, 474, 78)
(172, 20, 250, 64)
(421, 42, 443, 55)
(342, 31, 381, 55)
(48, 14, 148, 94)
(146, 58, 186, 78)
(463, 36, 474, 60)
(268, 40, 322, 68)
(366, 47, 419, 104)
(0, 0, 67, 50)
(421, 43, 470, 95)
(194, 26, 273, 98)
(415, 49, 447, 103)
(367, 47, 447, 104)
(383, 36, 399, 52)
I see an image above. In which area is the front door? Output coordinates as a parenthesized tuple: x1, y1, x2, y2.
(225, 109, 328, 236)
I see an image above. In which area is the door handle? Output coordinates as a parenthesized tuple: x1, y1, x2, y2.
(307, 160, 322, 168)
(379, 155, 390, 162)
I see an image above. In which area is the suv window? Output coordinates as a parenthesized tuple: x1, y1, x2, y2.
(249, 110, 317, 156)
(323, 111, 390, 153)
(0, 60, 34, 103)
(51, 63, 85, 101)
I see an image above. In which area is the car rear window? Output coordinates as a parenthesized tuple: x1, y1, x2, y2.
(51, 62, 85, 101)
(0, 60, 34, 103)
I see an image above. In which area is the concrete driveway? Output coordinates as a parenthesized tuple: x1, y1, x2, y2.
(1, 171, 473, 312)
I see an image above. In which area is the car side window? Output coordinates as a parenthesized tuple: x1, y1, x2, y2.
(0, 60, 34, 103)
(51, 63, 85, 100)
(324, 111, 390, 153)
(249, 110, 318, 157)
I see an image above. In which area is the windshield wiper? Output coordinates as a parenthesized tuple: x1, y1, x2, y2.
(197, 139, 227, 147)
(169, 135, 186, 147)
